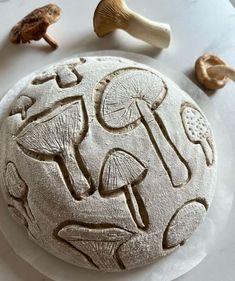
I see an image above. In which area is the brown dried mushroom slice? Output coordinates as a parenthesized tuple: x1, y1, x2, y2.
(195, 53, 235, 90)
(58, 224, 132, 271)
(9, 4, 62, 49)
(93, 0, 171, 48)
(100, 149, 148, 229)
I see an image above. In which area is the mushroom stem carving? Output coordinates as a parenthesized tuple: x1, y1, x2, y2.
(16, 101, 91, 200)
(9, 4, 62, 49)
(97, 69, 190, 187)
(100, 149, 148, 229)
(195, 53, 235, 90)
(58, 224, 132, 271)
(94, 0, 171, 48)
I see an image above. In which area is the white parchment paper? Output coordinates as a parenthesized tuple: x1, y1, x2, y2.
(0, 51, 234, 281)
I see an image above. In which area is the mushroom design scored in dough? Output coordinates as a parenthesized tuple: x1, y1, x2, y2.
(181, 105, 214, 166)
(58, 224, 132, 271)
(9, 4, 62, 49)
(99, 149, 148, 229)
(10, 96, 35, 120)
(163, 200, 207, 249)
(195, 53, 235, 90)
(32, 63, 83, 89)
(93, 0, 171, 48)
(5, 162, 39, 237)
(16, 101, 91, 200)
(96, 69, 190, 187)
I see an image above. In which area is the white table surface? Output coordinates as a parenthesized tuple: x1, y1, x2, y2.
(0, 0, 235, 280)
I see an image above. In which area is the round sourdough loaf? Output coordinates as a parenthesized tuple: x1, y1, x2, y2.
(0, 56, 217, 272)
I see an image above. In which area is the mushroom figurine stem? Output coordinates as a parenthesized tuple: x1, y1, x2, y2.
(207, 65, 235, 82)
(123, 9, 171, 48)
(195, 53, 235, 90)
(94, 0, 171, 48)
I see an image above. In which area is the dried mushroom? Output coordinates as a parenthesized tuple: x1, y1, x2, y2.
(93, 0, 171, 48)
(195, 53, 235, 90)
(9, 4, 62, 49)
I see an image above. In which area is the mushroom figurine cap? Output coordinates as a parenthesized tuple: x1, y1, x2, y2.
(9, 4, 62, 48)
(195, 53, 228, 90)
(93, 0, 129, 37)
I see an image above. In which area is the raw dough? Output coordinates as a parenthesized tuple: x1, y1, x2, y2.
(0, 56, 217, 272)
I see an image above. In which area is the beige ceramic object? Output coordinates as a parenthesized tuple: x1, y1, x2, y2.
(0, 56, 217, 272)
(94, 0, 171, 48)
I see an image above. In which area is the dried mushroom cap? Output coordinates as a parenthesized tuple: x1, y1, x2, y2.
(195, 53, 228, 90)
(9, 4, 62, 49)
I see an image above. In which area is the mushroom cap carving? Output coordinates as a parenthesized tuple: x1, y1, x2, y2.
(16, 101, 85, 156)
(181, 106, 210, 142)
(100, 149, 147, 194)
(101, 69, 166, 130)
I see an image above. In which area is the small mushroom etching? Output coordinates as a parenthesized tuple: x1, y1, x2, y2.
(93, 0, 171, 48)
(181, 104, 214, 166)
(99, 149, 148, 229)
(57, 223, 132, 271)
(10, 95, 35, 120)
(9, 4, 62, 49)
(96, 69, 190, 187)
(16, 101, 92, 200)
(163, 200, 207, 249)
(4, 162, 39, 237)
(32, 62, 84, 88)
(195, 53, 235, 90)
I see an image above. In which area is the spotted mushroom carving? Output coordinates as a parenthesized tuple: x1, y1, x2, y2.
(16, 100, 92, 200)
(99, 149, 148, 229)
(10, 95, 35, 120)
(163, 200, 207, 249)
(181, 104, 214, 166)
(57, 223, 132, 271)
(96, 68, 190, 187)
(4, 162, 39, 237)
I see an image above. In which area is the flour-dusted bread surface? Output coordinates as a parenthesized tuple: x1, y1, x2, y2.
(0, 56, 217, 272)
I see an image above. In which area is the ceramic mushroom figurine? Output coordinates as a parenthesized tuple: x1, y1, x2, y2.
(195, 53, 235, 90)
(93, 0, 171, 48)
(9, 4, 62, 49)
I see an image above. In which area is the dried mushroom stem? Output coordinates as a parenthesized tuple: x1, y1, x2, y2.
(42, 33, 58, 49)
(207, 65, 235, 81)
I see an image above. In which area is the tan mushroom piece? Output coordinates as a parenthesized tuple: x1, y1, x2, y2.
(195, 53, 235, 90)
(93, 0, 171, 48)
(9, 4, 62, 49)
